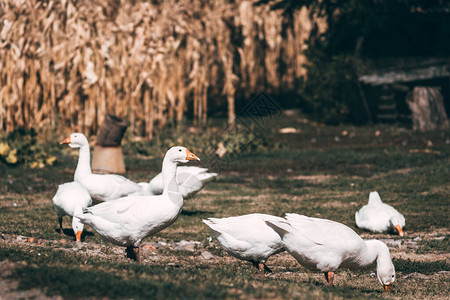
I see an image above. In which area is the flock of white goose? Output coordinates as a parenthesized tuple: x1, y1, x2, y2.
(53, 132, 406, 293)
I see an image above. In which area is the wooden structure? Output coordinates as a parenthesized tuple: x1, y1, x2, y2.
(359, 59, 450, 128)
(92, 114, 127, 174)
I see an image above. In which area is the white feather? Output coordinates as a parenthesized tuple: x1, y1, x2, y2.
(355, 191, 405, 234)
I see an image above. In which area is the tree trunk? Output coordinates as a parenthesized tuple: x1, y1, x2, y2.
(407, 86, 449, 130)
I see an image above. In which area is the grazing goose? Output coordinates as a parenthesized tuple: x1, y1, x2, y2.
(203, 213, 285, 276)
(75, 146, 200, 262)
(52, 182, 92, 242)
(355, 191, 405, 236)
(61, 133, 144, 202)
(141, 166, 217, 199)
(266, 213, 395, 292)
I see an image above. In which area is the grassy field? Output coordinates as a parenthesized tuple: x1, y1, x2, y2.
(0, 116, 449, 299)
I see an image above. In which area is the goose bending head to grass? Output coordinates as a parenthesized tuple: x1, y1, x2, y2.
(266, 213, 395, 293)
(75, 146, 200, 262)
(52, 182, 92, 242)
(355, 191, 405, 236)
(61, 133, 144, 202)
(140, 166, 217, 199)
(203, 213, 285, 276)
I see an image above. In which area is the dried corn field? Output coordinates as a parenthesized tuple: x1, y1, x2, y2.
(0, 0, 325, 137)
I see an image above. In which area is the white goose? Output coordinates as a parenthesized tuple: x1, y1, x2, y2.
(52, 182, 92, 242)
(355, 191, 405, 236)
(61, 133, 144, 202)
(140, 166, 217, 199)
(203, 213, 285, 276)
(75, 146, 200, 262)
(266, 213, 396, 292)
(62, 133, 216, 201)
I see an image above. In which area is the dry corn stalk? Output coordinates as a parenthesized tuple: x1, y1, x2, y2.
(0, 0, 325, 137)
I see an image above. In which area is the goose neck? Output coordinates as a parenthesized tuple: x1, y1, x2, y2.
(360, 240, 383, 267)
(374, 241, 392, 267)
(162, 158, 179, 195)
(74, 145, 92, 180)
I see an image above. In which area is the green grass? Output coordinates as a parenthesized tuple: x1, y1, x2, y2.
(0, 116, 449, 299)
(393, 258, 450, 275)
(416, 237, 450, 254)
(1, 244, 366, 300)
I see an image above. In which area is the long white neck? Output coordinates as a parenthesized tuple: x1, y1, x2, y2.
(361, 240, 390, 268)
(74, 144, 92, 180)
(161, 157, 182, 207)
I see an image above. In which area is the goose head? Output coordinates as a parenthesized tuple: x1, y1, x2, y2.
(389, 215, 404, 237)
(72, 218, 84, 242)
(61, 133, 89, 149)
(165, 146, 200, 164)
(374, 241, 396, 293)
(377, 260, 396, 293)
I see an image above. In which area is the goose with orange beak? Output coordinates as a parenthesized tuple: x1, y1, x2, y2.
(62, 133, 215, 201)
(139, 166, 217, 199)
(61, 133, 144, 202)
(75, 147, 200, 262)
(266, 214, 396, 293)
(355, 191, 405, 237)
(52, 182, 92, 242)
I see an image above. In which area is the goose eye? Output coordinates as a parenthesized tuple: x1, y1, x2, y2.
(392, 275, 394, 278)
(179, 149, 182, 152)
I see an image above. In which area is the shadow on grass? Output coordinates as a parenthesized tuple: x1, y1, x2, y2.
(54, 228, 95, 240)
(2, 246, 231, 299)
(11, 265, 228, 299)
(393, 258, 450, 274)
(181, 210, 215, 216)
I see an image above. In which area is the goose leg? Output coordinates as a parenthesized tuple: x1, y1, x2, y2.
(254, 262, 272, 277)
(324, 271, 334, 286)
(251, 261, 264, 277)
(75, 231, 82, 242)
(263, 263, 273, 273)
(125, 246, 135, 261)
(135, 246, 141, 263)
(125, 246, 141, 263)
(58, 217, 63, 235)
(258, 262, 265, 277)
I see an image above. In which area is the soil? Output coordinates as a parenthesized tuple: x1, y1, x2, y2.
(0, 229, 448, 299)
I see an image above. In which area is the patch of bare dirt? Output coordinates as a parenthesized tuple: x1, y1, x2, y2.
(228, 194, 269, 201)
(320, 201, 360, 208)
(288, 174, 337, 184)
(197, 190, 224, 195)
(402, 271, 449, 280)
(392, 252, 450, 263)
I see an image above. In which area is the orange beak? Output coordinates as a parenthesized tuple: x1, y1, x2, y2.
(384, 283, 392, 293)
(186, 149, 200, 161)
(75, 231, 82, 242)
(394, 225, 404, 237)
(60, 136, 71, 145)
